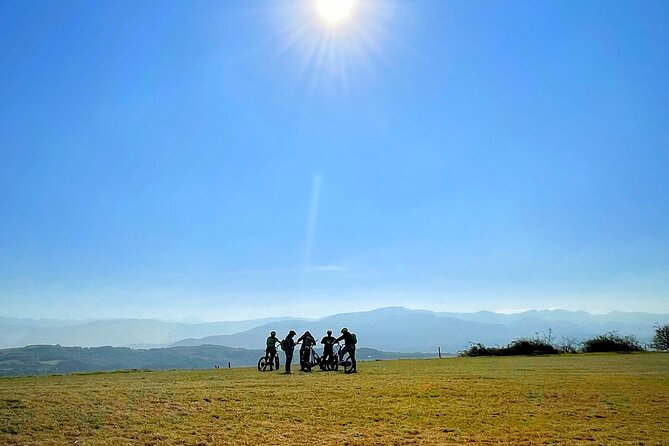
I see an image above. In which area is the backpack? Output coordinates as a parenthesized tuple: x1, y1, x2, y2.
(351, 333, 357, 345)
(281, 337, 294, 352)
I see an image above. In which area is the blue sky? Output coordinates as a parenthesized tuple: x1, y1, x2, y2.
(1, 0, 668, 320)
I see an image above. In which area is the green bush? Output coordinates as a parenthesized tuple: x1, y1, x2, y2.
(461, 329, 657, 357)
(506, 338, 558, 355)
(460, 343, 502, 357)
(581, 332, 644, 353)
(650, 324, 669, 351)
(460, 337, 558, 357)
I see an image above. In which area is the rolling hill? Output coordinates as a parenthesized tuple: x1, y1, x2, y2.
(0, 344, 431, 377)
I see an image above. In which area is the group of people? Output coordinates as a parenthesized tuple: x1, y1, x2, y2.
(264, 328, 357, 374)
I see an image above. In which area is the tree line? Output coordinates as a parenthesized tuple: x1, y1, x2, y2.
(461, 323, 669, 357)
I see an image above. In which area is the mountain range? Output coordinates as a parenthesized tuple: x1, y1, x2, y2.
(2, 307, 667, 353)
(0, 316, 296, 349)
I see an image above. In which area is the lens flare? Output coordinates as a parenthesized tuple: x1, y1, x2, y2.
(317, 0, 354, 23)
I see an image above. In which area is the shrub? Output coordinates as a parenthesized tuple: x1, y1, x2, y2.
(459, 343, 502, 357)
(650, 324, 669, 351)
(581, 332, 644, 353)
(460, 336, 558, 357)
(505, 338, 559, 355)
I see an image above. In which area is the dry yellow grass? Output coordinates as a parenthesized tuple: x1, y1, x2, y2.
(1, 353, 668, 445)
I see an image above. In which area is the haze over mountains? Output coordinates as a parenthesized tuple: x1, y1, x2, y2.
(3, 307, 667, 353)
(0, 316, 296, 349)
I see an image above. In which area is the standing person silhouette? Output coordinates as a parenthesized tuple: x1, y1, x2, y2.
(265, 330, 280, 371)
(321, 330, 336, 367)
(297, 331, 316, 372)
(281, 330, 297, 374)
(336, 327, 357, 374)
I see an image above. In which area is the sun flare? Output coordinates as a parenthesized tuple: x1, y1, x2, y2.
(267, 0, 392, 94)
(317, 0, 354, 23)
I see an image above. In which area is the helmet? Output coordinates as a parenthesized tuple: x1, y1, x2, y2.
(327, 330, 332, 335)
(341, 327, 348, 333)
(289, 330, 296, 336)
(305, 331, 311, 335)
(270, 331, 276, 336)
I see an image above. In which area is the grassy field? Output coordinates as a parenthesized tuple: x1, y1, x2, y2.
(1, 353, 667, 445)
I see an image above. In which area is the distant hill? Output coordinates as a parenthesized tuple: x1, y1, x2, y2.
(171, 307, 669, 353)
(2, 307, 667, 353)
(172, 307, 509, 352)
(0, 316, 300, 349)
(0, 344, 432, 377)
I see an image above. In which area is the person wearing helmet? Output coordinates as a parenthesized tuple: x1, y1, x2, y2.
(265, 330, 280, 371)
(320, 330, 336, 367)
(297, 330, 316, 372)
(336, 327, 357, 373)
(280, 330, 297, 374)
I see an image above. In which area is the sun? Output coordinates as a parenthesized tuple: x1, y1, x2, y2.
(316, 0, 354, 23)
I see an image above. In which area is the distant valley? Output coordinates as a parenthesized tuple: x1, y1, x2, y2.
(0, 344, 431, 377)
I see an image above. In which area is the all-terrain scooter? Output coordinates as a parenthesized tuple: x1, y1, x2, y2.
(335, 342, 355, 373)
(299, 343, 322, 372)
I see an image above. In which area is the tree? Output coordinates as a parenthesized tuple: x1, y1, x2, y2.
(651, 324, 669, 351)
(581, 332, 644, 353)
(556, 337, 579, 354)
